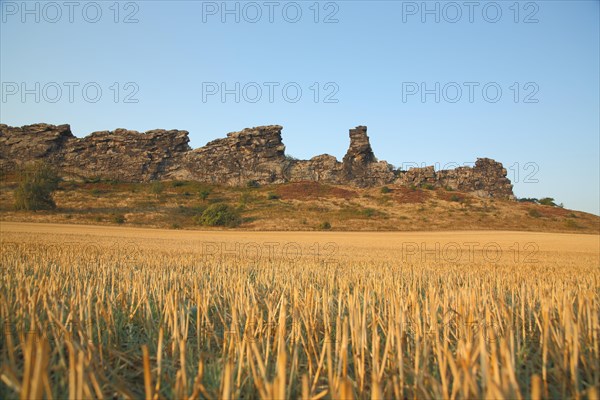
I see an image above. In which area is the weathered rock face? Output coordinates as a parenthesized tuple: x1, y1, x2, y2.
(183, 125, 287, 185)
(288, 154, 344, 184)
(0, 122, 515, 198)
(63, 128, 191, 181)
(341, 126, 396, 187)
(396, 158, 514, 199)
(0, 123, 191, 181)
(343, 126, 375, 165)
(438, 158, 514, 198)
(0, 123, 74, 172)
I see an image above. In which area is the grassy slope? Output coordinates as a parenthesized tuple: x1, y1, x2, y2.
(1, 176, 598, 233)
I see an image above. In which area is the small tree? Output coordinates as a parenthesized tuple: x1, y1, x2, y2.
(199, 189, 210, 201)
(14, 161, 61, 211)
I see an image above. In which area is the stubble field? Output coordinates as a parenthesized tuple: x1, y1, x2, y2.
(1, 222, 599, 399)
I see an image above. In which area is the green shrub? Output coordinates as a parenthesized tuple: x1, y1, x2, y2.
(112, 214, 125, 224)
(199, 189, 211, 201)
(380, 186, 391, 194)
(246, 180, 260, 188)
(450, 194, 462, 202)
(422, 184, 435, 190)
(363, 208, 376, 217)
(539, 197, 557, 207)
(528, 209, 542, 218)
(196, 203, 241, 227)
(319, 221, 331, 230)
(267, 192, 280, 200)
(171, 181, 186, 187)
(14, 161, 61, 211)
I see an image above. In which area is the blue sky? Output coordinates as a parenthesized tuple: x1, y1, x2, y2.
(1, 0, 599, 214)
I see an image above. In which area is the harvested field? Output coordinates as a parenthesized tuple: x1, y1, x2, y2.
(1, 222, 599, 399)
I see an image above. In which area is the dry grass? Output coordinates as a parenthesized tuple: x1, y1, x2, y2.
(1, 222, 599, 399)
(1, 179, 598, 233)
(274, 182, 357, 201)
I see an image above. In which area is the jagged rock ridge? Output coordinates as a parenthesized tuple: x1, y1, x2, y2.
(0, 123, 514, 198)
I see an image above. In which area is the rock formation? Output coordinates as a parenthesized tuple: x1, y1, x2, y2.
(341, 126, 396, 187)
(0, 123, 191, 182)
(183, 125, 287, 185)
(396, 159, 514, 199)
(0, 123, 515, 199)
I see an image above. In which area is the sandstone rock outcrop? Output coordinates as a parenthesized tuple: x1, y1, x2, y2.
(396, 159, 514, 198)
(65, 128, 191, 181)
(343, 126, 375, 165)
(183, 125, 287, 185)
(287, 155, 344, 184)
(0, 123, 191, 182)
(341, 126, 396, 187)
(0, 123, 74, 172)
(0, 122, 515, 199)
